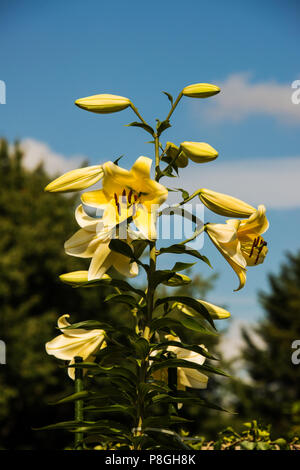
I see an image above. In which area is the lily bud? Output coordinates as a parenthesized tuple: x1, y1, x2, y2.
(45, 165, 104, 193)
(59, 271, 111, 287)
(199, 188, 256, 218)
(182, 83, 220, 98)
(75, 94, 131, 114)
(163, 272, 191, 286)
(180, 141, 218, 163)
(175, 300, 230, 319)
(165, 142, 188, 168)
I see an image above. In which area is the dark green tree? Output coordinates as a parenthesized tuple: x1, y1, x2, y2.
(0, 139, 124, 449)
(231, 252, 300, 438)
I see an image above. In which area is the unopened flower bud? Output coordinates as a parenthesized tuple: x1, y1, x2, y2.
(199, 188, 256, 218)
(180, 141, 218, 163)
(182, 83, 220, 98)
(75, 94, 131, 114)
(45, 165, 104, 193)
(165, 142, 188, 168)
(59, 271, 111, 286)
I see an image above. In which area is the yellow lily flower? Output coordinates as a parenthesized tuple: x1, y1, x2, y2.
(199, 188, 256, 218)
(235, 204, 269, 266)
(64, 213, 139, 280)
(45, 165, 104, 193)
(152, 335, 208, 390)
(205, 205, 269, 290)
(81, 156, 168, 240)
(45, 315, 106, 380)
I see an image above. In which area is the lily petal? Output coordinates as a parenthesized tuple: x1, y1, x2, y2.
(64, 229, 99, 258)
(134, 205, 158, 240)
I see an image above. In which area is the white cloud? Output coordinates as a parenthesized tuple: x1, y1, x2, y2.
(19, 138, 85, 175)
(199, 73, 300, 123)
(172, 156, 300, 209)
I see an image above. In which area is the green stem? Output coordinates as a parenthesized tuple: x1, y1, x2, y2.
(74, 356, 84, 449)
(165, 92, 183, 122)
(134, 134, 161, 449)
(130, 103, 150, 128)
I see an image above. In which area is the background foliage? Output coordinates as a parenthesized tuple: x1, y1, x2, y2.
(0, 139, 299, 449)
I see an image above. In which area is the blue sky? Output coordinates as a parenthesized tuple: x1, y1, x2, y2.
(1, 0, 300, 349)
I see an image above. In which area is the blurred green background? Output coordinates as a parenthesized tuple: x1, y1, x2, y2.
(0, 139, 299, 449)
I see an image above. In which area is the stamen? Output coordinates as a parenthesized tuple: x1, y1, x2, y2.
(134, 194, 138, 202)
(132, 203, 136, 216)
(114, 193, 118, 205)
(121, 189, 127, 203)
(116, 202, 121, 216)
(249, 237, 258, 258)
(128, 189, 133, 204)
(254, 241, 267, 265)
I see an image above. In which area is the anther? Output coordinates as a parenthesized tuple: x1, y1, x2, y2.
(128, 189, 133, 204)
(134, 194, 138, 202)
(249, 237, 258, 258)
(114, 193, 118, 205)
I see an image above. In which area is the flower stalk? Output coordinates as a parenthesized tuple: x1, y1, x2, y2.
(74, 356, 84, 449)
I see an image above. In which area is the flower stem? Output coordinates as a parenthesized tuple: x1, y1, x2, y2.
(134, 133, 161, 449)
(74, 356, 84, 449)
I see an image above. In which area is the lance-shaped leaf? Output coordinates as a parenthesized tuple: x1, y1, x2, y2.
(109, 239, 134, 259)
(159, 244, 211, 267)
(155, 296, 215, 328)
(104, 292, 139, 307)
(149, 358, 229, 377)
(150, 315, 216, 336)
(125, 121, 155, 136)
(151, 340, 218, 361)
(152, 394, 230, 412)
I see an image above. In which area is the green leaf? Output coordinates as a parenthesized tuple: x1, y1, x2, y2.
(162, 91, 174, 106)
(49, 390, 91, 405)
(241, 441, 256, 450)
(82, 404, 136, 419)
(149, 358, 229, 377)
(126, 121, 154, 136)
(151, 341, 218, 360)
(177, 312, 217, 335)
(156, 119, 171, 136)
(109, 239, 134, 259)
(132, 337, 150, 359)
(60, 319, 111, 330)
(113, 155, 124, 165)
(143, 428, 190, 450)
(109, 278, 145, 298)
(155, 296, 215, 328)
(150, 317, 182, 332)
(150, 270, 174, 288)
(143, 415, 192, 429)
(159, 244, 211, 267)
(170, 261, 196, 272)
(131, 239, 149, 259)
(173, 187, 190, 201)
(104, 292, 138, 307)
(152, 394, 229, 412)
